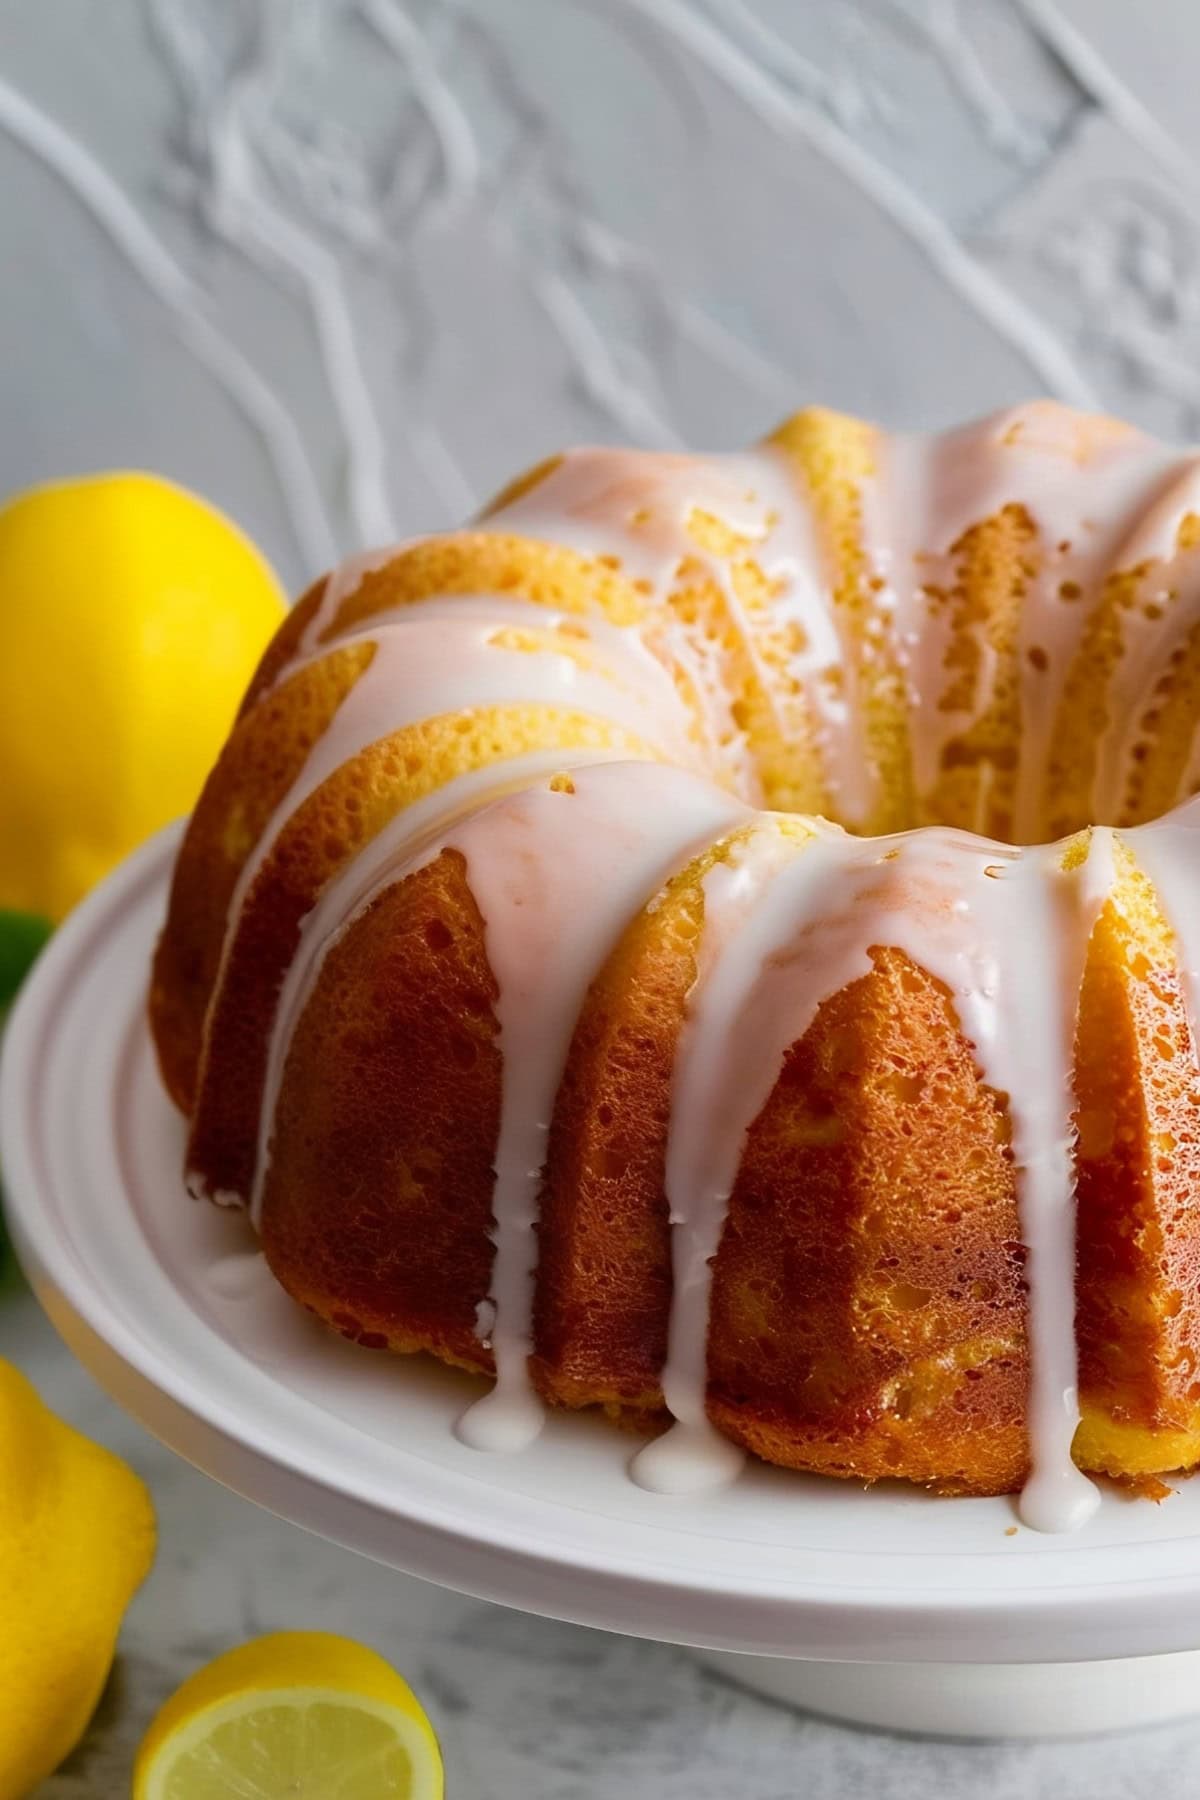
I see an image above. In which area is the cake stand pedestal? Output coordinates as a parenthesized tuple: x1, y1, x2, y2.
(6, 825, 1200, 1742)
(693, 1649, 1200, 1738)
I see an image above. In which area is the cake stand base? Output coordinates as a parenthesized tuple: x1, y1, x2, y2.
(694, 1647, 1200, 1738)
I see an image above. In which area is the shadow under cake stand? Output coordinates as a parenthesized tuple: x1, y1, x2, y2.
(5, 823, 1200, 1741)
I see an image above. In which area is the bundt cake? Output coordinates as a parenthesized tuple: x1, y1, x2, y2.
(151, 400, 1200, 1532)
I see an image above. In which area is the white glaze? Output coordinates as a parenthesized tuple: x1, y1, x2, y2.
(491, 442, 875, 817)
(633, 819, 835, 1495)
(255, 761, 747, 1447)
(205, 1249, 271, 1303)
(300, 544, 418, 651)
(491, 447, 776, 803)
(637, 815, 1116, 1526)
(450, 764, 747, 1450)
(876, 405, 1183, 840)
(1094, 457, 1200, 813)
(216, 604, 700, 998)
(188, 403, 1200, 1531)
(483, 405, 1200, 844)
(743, 443, 874, 823)
(245, 746, 630, 1226)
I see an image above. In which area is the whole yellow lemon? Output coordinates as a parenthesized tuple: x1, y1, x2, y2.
(0, 472, 285, 920)
(0, 1359, 156, 1796)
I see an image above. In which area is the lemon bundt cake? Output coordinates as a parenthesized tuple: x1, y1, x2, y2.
(151, 402, 1200, 1531)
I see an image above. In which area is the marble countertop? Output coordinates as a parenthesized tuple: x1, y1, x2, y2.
(2, 1286, 1198, 1798)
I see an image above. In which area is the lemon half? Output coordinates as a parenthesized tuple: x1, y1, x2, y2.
(133, 1632, 444, 1800)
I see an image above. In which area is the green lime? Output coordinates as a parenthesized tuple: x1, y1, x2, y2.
(0, 910, 52, 1013)
(0, 909, 51, 1290)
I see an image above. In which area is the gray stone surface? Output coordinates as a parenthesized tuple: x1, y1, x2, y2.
(7, 1290, 1200, 1798)
(7, 1289, 1200, 1795)
(5, 1, 1200, 1790)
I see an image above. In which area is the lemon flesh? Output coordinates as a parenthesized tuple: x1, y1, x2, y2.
(135, 1634, 443, 1800)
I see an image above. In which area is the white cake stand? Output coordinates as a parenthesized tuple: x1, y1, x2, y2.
(6, 825, 1200, 1739)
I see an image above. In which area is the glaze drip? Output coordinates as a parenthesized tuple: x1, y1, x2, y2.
(630, 815, 1122, 1525)
(449, 765, 747, 1449)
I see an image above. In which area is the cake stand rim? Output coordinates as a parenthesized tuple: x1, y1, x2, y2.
(6, 823, 1200, 1666)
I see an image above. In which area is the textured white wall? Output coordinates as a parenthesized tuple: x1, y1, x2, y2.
(1, 0, 1196, 595)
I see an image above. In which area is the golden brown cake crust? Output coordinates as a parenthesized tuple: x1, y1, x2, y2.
(1075, 872, 1200, 1459)
(149, 637, 372, 1113)
(706, 949, 1027, 1496)
(151, 404, 1200, 1505)
(536, 905, 1029, 1494)
(261, 851, 499, 1371)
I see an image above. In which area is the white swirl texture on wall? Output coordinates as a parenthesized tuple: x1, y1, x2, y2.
(0, 0, 1195, 587)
